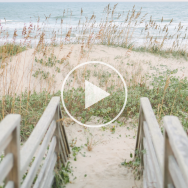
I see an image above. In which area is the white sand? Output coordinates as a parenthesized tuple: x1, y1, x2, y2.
(65, 118, 142, 188)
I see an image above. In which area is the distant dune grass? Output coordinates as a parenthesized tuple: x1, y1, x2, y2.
(0, 44, 26, 65)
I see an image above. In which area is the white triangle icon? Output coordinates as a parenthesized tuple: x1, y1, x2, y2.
(85, 80, 110, 109)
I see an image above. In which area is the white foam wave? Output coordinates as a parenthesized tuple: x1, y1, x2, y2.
(0, 19, 12, 23)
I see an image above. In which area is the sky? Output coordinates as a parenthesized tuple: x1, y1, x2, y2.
(0, 0, 188, 2)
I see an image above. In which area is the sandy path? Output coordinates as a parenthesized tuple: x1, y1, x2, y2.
(64, 119, 142, 188)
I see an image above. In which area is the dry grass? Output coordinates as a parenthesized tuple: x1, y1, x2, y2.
(87, 137, 93, 151)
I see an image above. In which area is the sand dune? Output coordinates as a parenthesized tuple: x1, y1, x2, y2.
(1, 44, 188, 95)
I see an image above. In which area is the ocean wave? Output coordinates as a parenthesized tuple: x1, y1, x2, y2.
(0, 19, 13, 23)
(51, 15, 78, 19)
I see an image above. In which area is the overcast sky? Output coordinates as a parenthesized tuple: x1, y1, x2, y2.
(0, 0, 188, 2)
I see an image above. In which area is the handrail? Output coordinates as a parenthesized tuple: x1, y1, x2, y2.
(0, 97, 70, 188)
(136, 97, 188, 188)
(0, 114, 21, 188)
(143, 122, 162, 187)
(163, 116, 188, 188)
(135, 97, 163, 170)
(20, 97, 60, 177)
(21, 121, 56, 188)
(135, 97, 163, 188)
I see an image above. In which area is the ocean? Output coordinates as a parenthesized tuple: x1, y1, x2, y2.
(0, 2, 188, 47)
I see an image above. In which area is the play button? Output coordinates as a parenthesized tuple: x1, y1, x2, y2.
(61, 61, 127, 128)
(85, 80, 110, 109)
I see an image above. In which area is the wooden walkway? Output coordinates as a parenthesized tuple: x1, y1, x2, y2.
(0, 96, 188, 188)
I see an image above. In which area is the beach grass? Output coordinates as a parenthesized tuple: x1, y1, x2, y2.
(0, 73, 187, 141)
(0, 44, 26, 64)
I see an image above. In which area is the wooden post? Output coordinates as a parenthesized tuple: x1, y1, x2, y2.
(135, 105, 144, 170)
(59, 105, 71, 156)
(54, 105, 61, 168)
(163, 131, 174, 188)
(54, 104, 69, 166)
(5, 115, 21, 188)
(140, 109, 145, 169)
(135, 106, 142, 152)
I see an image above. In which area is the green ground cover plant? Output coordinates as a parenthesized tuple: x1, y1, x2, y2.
(0, 72, 187, 142)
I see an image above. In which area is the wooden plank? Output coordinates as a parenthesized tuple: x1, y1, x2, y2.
(20, 97, 60, 177)
(40, 153, 57, 188)
(0, 135, 12, 154)
(56, 105, 68, 162)
(143, 138, 157, 188)
(5, 181, 14, 188)
(44, 170, 54, 188)
(141, 97, 164, 172)
(56, 105, 67, 161)
(59, 139, 66, 166)
(5, 119, 20, 188)
(135, 105, 145, 169)
(33, 137, 56, 188)
(168, 156, 187, 188)
(135, 106, 144, 152)
(167, 184, 175, 188)
(163, 130, 174, 188)
(59, 123, 69, 157)
(58, 126, 67, 163)
(0, 154, 13, 183)
(145, 135, 157, 186)
(47, 173, 54, 188)
(0, 115, 20, 148)
(143, 138, 149, 183)
(140, 109, 145, 168)
(21, 120, 56, 188)
(54, 105, 61, 168)
(163, 116, 188, 187)
(143, 170, 147, 188)
(59, 106, 71, 155)
(143, 122, 162, 188)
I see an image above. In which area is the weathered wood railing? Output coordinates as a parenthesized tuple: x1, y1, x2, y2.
(163, 116, 188, 188)
(135, 97, 188, 188)
(0, 97, 70, 188)
(135, 97, 163, 188)
(0, 114, 21, 188)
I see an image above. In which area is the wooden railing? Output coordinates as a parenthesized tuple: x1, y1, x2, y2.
(135, 97, 188, 188)
(135, 97, 163, 188)
(0, 97, 70, 188)
(2, 96, 188, 188)
(0, 114, 21, 188)
(163, 116, 188, 188)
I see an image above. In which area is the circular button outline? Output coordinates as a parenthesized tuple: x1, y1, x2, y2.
(61, 61, 127, 128)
